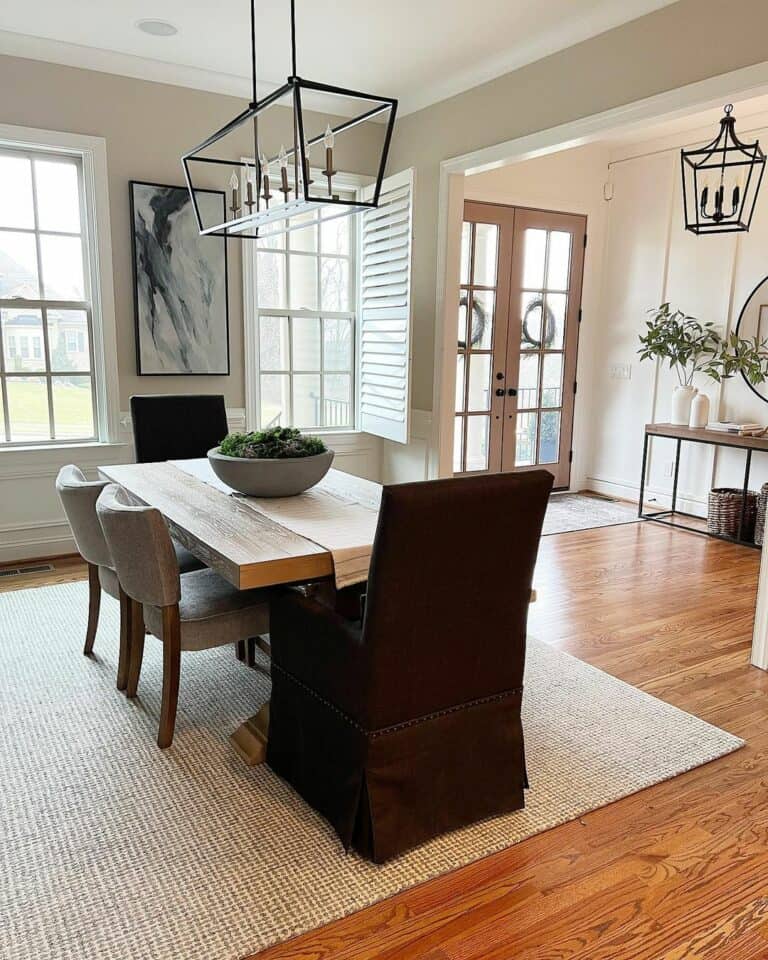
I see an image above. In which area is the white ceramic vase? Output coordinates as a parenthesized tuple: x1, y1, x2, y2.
(671, 385, 698, 425)
(689, 392, 710, 429)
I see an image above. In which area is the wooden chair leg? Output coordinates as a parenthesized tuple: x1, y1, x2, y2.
(116, 587, 133, 691)
(126, 600, 145, 699)
(158, 605, 181, 749)
(245, 636, 257, 667)
(235, 639, 247, 662)
(84, 562, 101, 656)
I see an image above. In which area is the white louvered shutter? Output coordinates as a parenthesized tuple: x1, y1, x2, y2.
(357, 168, 414, 443)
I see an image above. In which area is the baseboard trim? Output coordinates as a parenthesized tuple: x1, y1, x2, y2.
(587, 475, 707, 518)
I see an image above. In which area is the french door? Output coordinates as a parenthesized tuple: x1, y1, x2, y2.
(454, 202, 585, 488)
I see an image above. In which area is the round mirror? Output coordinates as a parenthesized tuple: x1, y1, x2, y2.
(735, 274, 768, 403)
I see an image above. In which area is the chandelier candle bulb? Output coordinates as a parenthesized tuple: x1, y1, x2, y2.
(323, 123, 337, 195)
(229, 172, 240, 216)
(278, 145, 290, 201)
(303, 140, 313, 189)
(245, 165, 256, 211)
(260, 153, 272, 208)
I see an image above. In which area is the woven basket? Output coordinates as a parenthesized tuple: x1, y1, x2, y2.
(707, 487, 758, 541)
(755, 483, 768, 546)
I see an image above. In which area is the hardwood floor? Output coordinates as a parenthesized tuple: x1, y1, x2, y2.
(248, 523, 767, 960)
(3, 523, 766, 958)
(0, 554, 87, 592)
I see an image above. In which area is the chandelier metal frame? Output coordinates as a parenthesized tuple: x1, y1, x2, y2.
(181, 0, 397, 239)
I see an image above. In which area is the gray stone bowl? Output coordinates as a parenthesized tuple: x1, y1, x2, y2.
(207, 447, 334, 497)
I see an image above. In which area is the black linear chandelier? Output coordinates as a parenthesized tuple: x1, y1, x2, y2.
(681, 103, 766, 235)
(181, 0, 397, 240)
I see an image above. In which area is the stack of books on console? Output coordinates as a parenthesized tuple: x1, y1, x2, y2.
(706, 421, 766, 436)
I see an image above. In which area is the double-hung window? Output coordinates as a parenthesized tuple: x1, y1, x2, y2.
(246, 168, 415, 443)
(0, 143, 104, 445)
(252, 190, 357, 431)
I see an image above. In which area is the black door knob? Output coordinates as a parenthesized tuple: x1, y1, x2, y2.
(508, 387, 518, 397)
(495, 372, 504, 381)
(495, 388, 505, 397)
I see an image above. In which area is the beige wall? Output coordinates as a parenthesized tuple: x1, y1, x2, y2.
(0, 54, 380, 412)
(387, 0, 768, 412)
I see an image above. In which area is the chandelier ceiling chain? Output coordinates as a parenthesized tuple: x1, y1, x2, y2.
(182, 0, 397, 240)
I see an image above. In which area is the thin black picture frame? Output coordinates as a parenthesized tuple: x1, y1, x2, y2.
(129, 180, 230, 376)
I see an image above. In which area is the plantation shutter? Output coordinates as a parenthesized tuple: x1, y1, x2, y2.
(357, 167, 414, 443)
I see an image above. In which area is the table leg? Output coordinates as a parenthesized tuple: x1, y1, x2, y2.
(737, 448, 753, 543)
(670, 438, 682, 515)
(638, 432, 650, 516)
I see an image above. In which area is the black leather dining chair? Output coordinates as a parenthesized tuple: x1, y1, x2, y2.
(130, 394, 229, 463)
(266, 469, 553, 862)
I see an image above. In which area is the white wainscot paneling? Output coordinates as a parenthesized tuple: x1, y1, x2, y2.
(587, 153, 674, 499)
(381, 409, 433, 483)
(0, 407, 249, 564)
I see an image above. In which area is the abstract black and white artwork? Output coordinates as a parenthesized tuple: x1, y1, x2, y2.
(130, 181, 229, 375)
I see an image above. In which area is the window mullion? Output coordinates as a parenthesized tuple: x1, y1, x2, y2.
(317, 212, 325, 428)
(29, 160, 56, 442)
(0, 311, 10, 442)
(39, 305, 56, 440)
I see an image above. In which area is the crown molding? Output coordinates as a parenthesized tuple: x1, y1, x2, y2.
(0, 30, 363, 117)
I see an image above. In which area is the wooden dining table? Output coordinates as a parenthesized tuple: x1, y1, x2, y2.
(98, 460, 382, 589)
(98, 458, 383, 763)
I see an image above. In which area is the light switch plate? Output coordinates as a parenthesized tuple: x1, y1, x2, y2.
(609, 363, 632, 380)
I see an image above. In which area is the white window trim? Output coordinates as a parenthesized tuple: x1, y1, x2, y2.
(243, 167, 372, 436)
(0, 123, 119, 448)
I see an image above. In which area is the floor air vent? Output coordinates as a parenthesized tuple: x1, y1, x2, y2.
(0, 563, 55, 579)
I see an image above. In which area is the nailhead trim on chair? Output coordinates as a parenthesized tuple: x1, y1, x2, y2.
(270, 660, 523, 738)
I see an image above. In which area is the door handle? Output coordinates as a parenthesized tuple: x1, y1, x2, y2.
(495, 388, 505, 397)
(508, 387, 518, 397)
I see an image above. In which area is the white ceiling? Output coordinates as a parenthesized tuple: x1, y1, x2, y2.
(0, 0, 678, 116)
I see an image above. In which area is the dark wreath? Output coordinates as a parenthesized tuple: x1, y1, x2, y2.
(521, 295, 556, 349)
(458, 294, 556, 349)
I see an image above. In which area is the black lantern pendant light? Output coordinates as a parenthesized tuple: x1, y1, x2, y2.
(181, 0, 397, 240)
(681, 103, 766, 235)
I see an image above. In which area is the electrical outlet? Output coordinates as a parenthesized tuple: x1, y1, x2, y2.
(609, 363, 632, 380)
(664, 461, 674, 478)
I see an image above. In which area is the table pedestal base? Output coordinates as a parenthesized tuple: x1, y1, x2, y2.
(230, 703, 269, 766)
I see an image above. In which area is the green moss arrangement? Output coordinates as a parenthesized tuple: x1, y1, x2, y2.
(218, 427, 327, 460)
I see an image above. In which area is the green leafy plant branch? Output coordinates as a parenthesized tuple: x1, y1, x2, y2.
(638, 303, 768, 387)
(219, 427, 327, 460)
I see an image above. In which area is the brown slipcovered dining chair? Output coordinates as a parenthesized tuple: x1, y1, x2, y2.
(267, 469, 553, 862)
(96, 484, 272, 748)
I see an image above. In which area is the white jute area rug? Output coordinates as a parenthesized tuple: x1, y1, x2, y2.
(0, 582, 742, 960)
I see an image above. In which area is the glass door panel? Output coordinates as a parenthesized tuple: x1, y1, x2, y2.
(502, 210, 585, 487)
(453, 203, 514, 475)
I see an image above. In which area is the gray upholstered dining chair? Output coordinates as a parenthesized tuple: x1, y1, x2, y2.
(56, 465, 204, 689)
(96, 483, 272, 748)
(55, 464, 121, 659)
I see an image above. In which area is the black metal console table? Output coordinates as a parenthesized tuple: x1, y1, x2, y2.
(639, 422, 768, 549)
